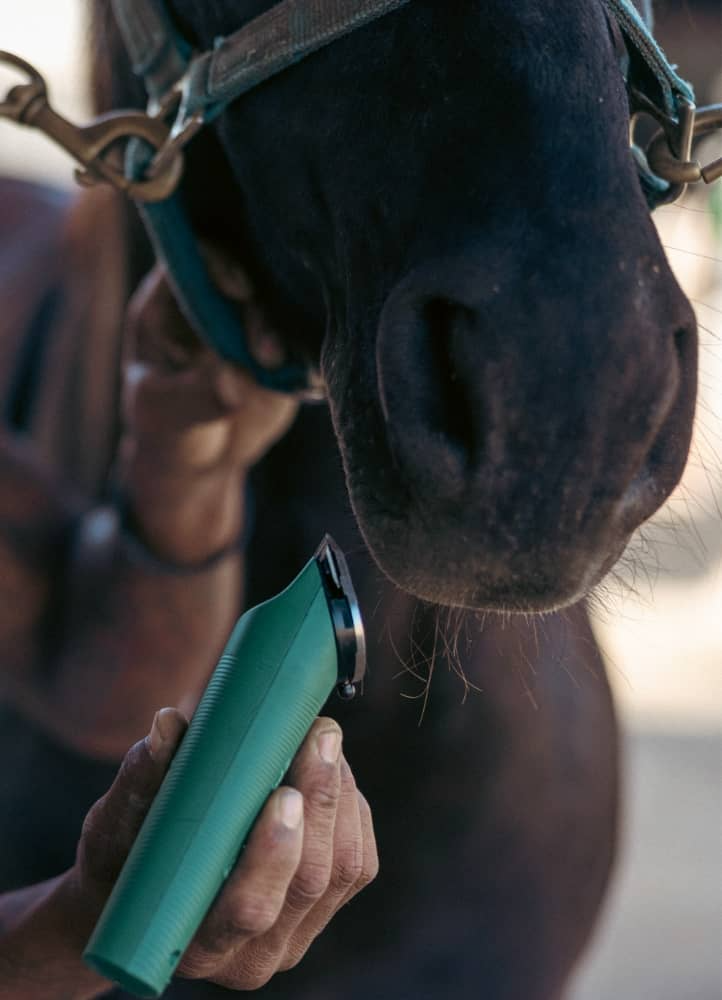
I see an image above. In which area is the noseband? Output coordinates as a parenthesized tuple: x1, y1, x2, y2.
(0, 0, 720, 396)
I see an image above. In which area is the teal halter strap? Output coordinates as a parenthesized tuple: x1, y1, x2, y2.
(603, 0, 697, 208)
(604, 0, 695, 118)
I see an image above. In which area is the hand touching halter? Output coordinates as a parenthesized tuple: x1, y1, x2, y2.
(1, 0, 720, 395)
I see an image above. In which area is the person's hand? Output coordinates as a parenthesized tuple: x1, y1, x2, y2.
(122, 255, 299, 473)
(72, 709, 378, 991)
(118, 252, 300, 563)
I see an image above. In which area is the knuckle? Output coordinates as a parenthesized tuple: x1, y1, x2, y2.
(78, 798, 104, 845)
(287, 858, 330, 909)
(193, 896, 279, 956)
(214, 958, 276, 992)
(238, 969, 274, 991)
(357, 789, 372, 818)
(77, 798, 125, 885)
(331, 841, 364, 892)
(358, 851, 380, 888)
(177, 948, 219, 981)
(305, 778, 339, 813)
(221, 895, 280, 938)
(278, 941, 308, 973)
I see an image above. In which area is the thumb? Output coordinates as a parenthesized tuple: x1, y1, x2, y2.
(76, 708, 188, 889)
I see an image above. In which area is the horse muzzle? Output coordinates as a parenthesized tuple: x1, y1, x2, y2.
(353, 244, 698, 610)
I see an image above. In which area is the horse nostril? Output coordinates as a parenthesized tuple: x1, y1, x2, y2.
(652, 318, 696, 456)
(422, 299, 477, 457)
(618, 313, 698, 532)
(673, 323, 696, 375)
(377, 291, 480, 498)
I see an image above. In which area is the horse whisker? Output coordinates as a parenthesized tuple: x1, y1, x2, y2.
(662, 245, 722, 264)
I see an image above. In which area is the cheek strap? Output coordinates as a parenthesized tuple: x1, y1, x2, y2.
(125, 147, 323, 397)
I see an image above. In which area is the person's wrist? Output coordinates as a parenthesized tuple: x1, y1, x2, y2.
(46, 869, 111, 999)
(49, 866, 103, 943)
(0, 870, 108, 1000)
(115, 432, 250, 567)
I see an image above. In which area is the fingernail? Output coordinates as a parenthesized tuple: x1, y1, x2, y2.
(318, 729, 341, 764)
(278, 789, 304, 829)
(146, 708, 175, 763)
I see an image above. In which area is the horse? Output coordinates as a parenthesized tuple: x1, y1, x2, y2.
(0, 1, 699, 997)
(95, 0, 698, 612)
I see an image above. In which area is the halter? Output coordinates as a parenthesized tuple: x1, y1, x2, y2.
(1, 0, 720, 397)
(117, 0, 413, 397)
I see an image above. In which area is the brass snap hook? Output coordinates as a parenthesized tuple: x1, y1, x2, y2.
(0, 51, 47, 119)
(646, 102, 722, 192)
(695, 105, 722, 185)
(0, 50, 184, 203)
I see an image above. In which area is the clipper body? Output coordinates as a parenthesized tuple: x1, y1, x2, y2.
(84, 537, 364, 998)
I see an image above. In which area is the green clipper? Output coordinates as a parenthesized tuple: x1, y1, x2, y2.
(83, 536, 365, 998)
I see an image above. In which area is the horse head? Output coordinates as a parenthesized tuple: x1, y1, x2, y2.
(97, 0, 698, 611)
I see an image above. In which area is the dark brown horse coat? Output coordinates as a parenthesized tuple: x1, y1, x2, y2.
(0, 180, 618, 999)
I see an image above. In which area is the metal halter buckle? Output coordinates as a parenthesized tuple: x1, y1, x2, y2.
(0, 50, 184, 203)
(634, 96, 722, 204)
(646, 103, 722, 186)
(142, 78, 207, 184)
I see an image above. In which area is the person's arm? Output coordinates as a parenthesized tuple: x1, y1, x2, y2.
(0, 711, 378, 998)
(1, 263, 298, 759)
(0, 875, 105, 1000)
(0, 418, 246, 758)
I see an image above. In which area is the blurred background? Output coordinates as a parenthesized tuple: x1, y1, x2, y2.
(0, 1, 720, 997)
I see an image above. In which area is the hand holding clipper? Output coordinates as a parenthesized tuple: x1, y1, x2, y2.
(83, 536, 365, 997)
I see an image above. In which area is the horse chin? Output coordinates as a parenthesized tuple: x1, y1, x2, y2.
(344, 487, 631, 612)
(365, 542, 624, 612)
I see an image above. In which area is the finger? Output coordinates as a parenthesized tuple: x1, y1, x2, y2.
(200, 244, 288, 369)
(282, 719, 343, 917)
(218, 721, 344, 986)
(125, 267, 204, 368)
(310, 754, 363, 909)
(222, 386, 300, 468)
(279, 759, 373, 972)
(124, 259, 300, 462)
(304, 787, 378, 918)
(123, 359, 233, 434)
(196, 721, 343, 989)
(77, 708, 187, 888)
(123, 268, 235, 435)
(354, 789, 380, 894)
(179, 786, 304, 981)
(302, 789, 378, 930)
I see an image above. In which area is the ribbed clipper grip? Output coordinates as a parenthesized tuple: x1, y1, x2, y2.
(83, 555, 338, 997)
